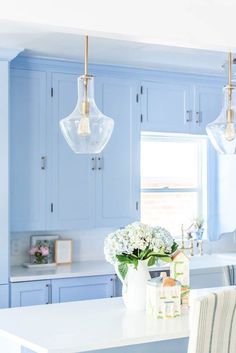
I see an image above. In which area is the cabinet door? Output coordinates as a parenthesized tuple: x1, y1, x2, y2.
(192, 84, 222, 134)
(0, 285, 9, 308)
(190, 268, 227, 289)
(51, 275, 115, 303)
(95, 78, 140, 227)
(141, 81, 192, 133)
(11, 281, 50, 307)
(49, 73, 95, 230)
(10, 69, 47, 231)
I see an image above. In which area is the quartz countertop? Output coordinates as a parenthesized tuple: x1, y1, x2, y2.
(10, 252, 236, 282)
(0, 296, 189, 353)
(0, 287, 234, 353)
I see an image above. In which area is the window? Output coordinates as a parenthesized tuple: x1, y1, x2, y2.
(141, 133, 207, 237)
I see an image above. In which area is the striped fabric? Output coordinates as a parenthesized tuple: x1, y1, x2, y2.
(227, 265, 236, 285)
(188, 288, 236, 353)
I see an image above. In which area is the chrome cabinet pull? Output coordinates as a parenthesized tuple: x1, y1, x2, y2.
(41, 156, 47, 170)
(91, 157, 97, 170)
(97, 157, 103, 170)
(186, 110, 192, 123)
(195, 111, 201, 124)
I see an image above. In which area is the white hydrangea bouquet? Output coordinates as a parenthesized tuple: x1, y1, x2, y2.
(104, 222, 178, 280)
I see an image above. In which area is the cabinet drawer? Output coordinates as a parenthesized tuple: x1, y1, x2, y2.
(52, 275, 115, 303)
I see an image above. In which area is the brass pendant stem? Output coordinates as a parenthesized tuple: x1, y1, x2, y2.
(227, 52, 234, 123)
(84, 35, 88, 77)
(83, 35, 89, 115)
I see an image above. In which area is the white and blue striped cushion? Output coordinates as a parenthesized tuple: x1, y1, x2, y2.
(227, 265, 236, 285)
(188, 288, 236, 353)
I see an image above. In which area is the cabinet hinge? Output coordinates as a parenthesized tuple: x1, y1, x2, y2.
(140, 114, 143, 123)
(136, 201, 139, 211)
(50, 203, 54, 213)
(140, 86, 143, 94)
(136, 93, 139, 103)
(51, 87, 54, 97)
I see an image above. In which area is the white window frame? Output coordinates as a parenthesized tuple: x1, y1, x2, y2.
(141, 132, 208, 237)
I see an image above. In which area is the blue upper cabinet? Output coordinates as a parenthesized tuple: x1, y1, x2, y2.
(191, 83, 222, 134)
(140, 79, 222, 135)
(49, 73, 95, 230)
(10, 69, 47, 231)
(95, 77, 140, 227)
(140, 80, 192, 133)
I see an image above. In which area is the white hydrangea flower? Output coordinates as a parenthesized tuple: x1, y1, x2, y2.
(104, 222, 175, 265)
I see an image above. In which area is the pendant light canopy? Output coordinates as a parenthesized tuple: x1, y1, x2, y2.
(60, 36, 114, 154)
(206, 52, 236, 154)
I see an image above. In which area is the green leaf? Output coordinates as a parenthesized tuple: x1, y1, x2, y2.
(159, 256, 172, 263)
(116, 255, 133, 264)
(148, 256, 156, 267)
(133, 257, 138, 269)
(171, 242, 178, 253)
(118, 263, 128, 280)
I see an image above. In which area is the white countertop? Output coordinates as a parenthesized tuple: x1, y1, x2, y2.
(10, 253, 236, 282)
(0, 287, 234, 353)
(10, 261, 116, 282)
(0, 297, 189, 353)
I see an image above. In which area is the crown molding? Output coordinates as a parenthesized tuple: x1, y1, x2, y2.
(0, 47, 24, 61)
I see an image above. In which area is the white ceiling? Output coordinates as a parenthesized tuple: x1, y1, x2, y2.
(0, 0, 235, 74)
(0, 20, 228, 74)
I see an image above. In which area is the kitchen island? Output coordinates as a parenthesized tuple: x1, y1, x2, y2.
(1, 287, 234, 353)
(0, 296, 189, 353)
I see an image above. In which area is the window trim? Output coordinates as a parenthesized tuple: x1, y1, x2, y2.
(141, 132, 208, 237)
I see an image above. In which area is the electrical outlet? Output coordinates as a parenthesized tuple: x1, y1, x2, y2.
(11, 239, 20, 256)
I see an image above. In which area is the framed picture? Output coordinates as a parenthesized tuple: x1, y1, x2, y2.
(55, 240, 72, 264)
(30, 235, 59, 264)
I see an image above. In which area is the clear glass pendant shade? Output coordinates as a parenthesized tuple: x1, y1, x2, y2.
(206, 86, 236, 154)
(60, 75, 114, 154)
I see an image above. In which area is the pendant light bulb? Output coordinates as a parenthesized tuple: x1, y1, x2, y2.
(225, 122, 235, 141)
(77, 116, 91, 136)
(206, 52, 236, 154)
(60, 36, 114, 154)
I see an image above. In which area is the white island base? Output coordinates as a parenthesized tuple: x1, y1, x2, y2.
(0, 296, 189, 353)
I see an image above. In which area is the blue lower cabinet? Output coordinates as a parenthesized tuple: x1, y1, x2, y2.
(11, 281, 50, 307)
(51, 275, 115, 303)
(0, 284, 9, 308)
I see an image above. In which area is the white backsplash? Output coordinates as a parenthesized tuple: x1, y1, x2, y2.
(10, 228, 115, 266)
(10, 229, 236, 267)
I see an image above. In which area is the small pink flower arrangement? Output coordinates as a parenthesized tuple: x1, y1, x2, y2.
(29, 246, 49, 264)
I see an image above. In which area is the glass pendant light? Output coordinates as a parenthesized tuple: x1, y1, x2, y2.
(206, 52, 236, 154)
(60, 36, 114, 154)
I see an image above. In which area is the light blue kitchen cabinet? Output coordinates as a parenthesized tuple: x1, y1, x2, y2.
(140, 79, 222, 135)
(0, 285, 9, 308)
(191, 83, 222, 134)
(49, 72, 95, 230)
(11, 281, 50, 307)
(51, 275, 115, 303)
(140, 80, 192, 133)
(95, 77, 140, 227)
(50, 73, 139, 230)
(10, 66, 139, 232)
(10, 69, 47, 231)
